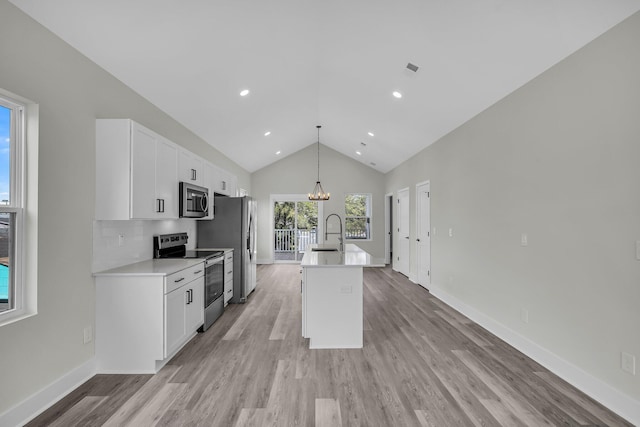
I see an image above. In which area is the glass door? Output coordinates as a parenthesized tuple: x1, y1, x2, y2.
(273, 198, 320, 262)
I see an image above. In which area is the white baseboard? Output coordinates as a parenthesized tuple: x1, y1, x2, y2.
(428, 284, 640, 426)
(257, 258, 273, 265)
(0, 358, 97, 427)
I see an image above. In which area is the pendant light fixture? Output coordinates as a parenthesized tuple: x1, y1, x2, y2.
(308, 125, 330, 201)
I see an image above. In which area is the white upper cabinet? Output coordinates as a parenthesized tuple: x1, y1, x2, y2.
(212, 165, 237, 197)
(96, 119, 178, 220)
(96, 118, 237, 220)
(178, 148, 205, 187)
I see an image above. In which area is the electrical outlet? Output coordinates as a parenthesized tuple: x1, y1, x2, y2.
(340, 285, 352, 294)
(449, 228, 453, 237)
(621, 352, 636, 375)
(521, 233, 528, 247)
(521, 308, 529, 324)
(83, 326, 93, 344)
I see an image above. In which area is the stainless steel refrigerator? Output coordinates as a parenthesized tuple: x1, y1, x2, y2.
(197, 196, 257, 303)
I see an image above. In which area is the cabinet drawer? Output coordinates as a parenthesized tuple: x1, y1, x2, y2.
(224, 279, 233, 304)
(165, 262, 205, 294)
(224, 253, 233, 276)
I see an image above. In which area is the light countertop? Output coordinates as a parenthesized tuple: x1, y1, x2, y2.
(301, 244, 385, 268)
(93, 247, 233, 277)
(93, 258, 205, 277)
(196, 247, 234, 253)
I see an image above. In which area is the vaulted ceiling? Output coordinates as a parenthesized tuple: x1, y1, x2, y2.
(9, 0, 640, 173)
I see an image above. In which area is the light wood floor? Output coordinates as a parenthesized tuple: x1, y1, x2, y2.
(27, 265, 631, 426)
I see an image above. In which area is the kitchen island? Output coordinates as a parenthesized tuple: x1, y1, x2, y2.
(300, 244, 382, 349)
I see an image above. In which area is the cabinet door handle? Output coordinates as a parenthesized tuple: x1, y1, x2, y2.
(174, 277, 185, 283)
(194, 270, 203, 274)
(222, 180, 226, 191)
(157, 199, 165, 213)
(191, 168, 196, 181)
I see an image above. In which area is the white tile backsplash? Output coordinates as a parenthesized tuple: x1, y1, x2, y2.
(92, 219, 197, 272)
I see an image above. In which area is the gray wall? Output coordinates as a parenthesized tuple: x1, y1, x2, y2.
(252, 143, 386, 262)
(0, 0, 249, 414)
(386, 11, 640, 403)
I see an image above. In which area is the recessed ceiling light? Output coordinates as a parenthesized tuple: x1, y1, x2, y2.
(264, 131, 271, 136)
(392, 91, 402, 99)
(368, 132, 374, 137)
(356, 151, 362, 156)
(240, 89, 250, 97)
(275, 150, 281, 155)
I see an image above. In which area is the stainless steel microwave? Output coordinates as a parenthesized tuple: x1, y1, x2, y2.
(179, 182, 209, 218)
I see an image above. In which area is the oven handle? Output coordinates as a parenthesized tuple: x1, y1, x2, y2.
(205, 256, 225, 267)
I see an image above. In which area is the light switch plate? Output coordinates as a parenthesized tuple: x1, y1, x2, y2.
(622, 352, 636, 375)
(521, 233, 528, 246)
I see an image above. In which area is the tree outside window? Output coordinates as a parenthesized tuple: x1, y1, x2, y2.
(345, 193, 371, 240)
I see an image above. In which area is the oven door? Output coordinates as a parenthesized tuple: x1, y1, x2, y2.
(204, 256, 224, 307)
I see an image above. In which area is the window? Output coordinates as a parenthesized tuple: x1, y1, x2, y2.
(0, 91, 29, 321)
(345, 193, 371, 240)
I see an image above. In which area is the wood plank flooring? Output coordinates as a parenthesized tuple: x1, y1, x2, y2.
(27, 265, 632, 426)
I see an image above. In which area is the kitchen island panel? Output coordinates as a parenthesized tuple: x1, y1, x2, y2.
(305, 266, 363, 349)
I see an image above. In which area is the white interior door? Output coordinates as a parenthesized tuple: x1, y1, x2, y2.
(395, 188, 410, 276)
(384, 193, 393, 265)
(416, 182, 430, 289)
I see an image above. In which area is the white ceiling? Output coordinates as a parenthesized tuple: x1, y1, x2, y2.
(9, 0, 640, 173)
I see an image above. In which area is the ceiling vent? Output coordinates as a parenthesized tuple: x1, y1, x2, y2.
(406, 62, 419, 73)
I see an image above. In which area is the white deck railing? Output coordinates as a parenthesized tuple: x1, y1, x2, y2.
(274, 229, 317, 253)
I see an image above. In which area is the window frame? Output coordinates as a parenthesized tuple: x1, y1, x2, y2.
(0, 88, 37, 326)
(344, 193, 372, 241)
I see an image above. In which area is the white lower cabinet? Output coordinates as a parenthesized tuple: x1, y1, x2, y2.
(224, 251, 234, 305)
(165, 285, 187, 357)
(165, 275, 204, 356)
(96, 262, 204, 374)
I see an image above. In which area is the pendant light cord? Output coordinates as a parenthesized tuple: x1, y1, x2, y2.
(316, 125, 321, 182)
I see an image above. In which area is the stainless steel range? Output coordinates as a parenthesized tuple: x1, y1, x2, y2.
(153, 232, 225, 331)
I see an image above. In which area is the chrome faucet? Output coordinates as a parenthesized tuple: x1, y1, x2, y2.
(325, 213, 343, 252)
